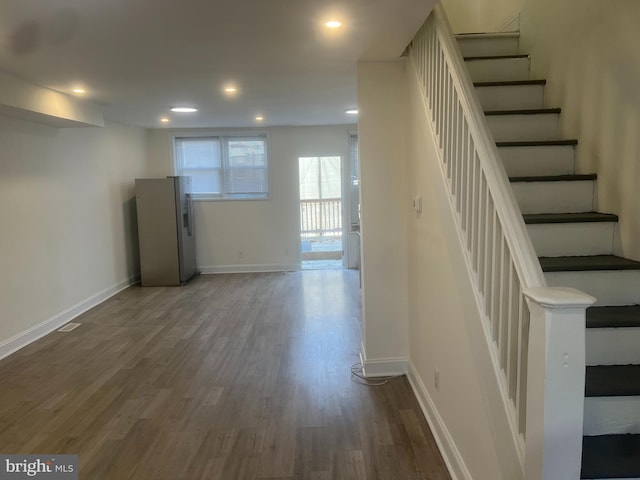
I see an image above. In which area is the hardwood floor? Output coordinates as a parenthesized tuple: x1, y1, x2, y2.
(0, 270, 451, 480)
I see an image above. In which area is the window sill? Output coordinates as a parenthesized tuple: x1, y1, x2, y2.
(192, 195, 270, 202)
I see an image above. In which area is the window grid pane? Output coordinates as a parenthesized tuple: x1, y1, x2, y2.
(181, 168, 222, 194)
(225, 138, 268, 195)
(225, 167, 268, 194)
(298, 156, 341, 200)
(176, 137, 221, 169)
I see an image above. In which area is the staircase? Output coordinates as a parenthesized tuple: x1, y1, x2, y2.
(456, 32, 640, 479)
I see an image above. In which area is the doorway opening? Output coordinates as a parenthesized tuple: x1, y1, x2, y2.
(298, 156, 343, 270)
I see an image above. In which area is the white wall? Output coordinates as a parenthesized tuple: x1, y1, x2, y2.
(0, 116, 148, 355)
(357, 61, 410, 368)
(405, 56, 516, 480)
(520, 0, 640, 262)
(146, 125, 356, 272)
(441, 0, 523, 34)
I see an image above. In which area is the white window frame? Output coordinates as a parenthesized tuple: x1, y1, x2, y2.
(172, 132, 270, 201)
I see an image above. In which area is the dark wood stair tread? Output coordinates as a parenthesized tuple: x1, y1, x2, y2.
(456, 32, 519, 36)
(587, 305, 640, 329)
(485, 108, 561, 115)
(464, 54, 529, 61)
(510, 174, 596, 183)
(474, 79, 546, 87)
(540, 255, 640, 272)
(497, 139, 578, 148)
(586, 365, 640, 397)
(582, 434, 640, 478)
(523, 212, 618, 224)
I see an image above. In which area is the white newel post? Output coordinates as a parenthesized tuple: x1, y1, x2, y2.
(523, 287, 596, 480)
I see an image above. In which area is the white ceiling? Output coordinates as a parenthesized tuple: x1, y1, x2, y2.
(0, 0, 434, 129)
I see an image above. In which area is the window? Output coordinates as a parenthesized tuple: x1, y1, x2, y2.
(174, 135, 268, 199)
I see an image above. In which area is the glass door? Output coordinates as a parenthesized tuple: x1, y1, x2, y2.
(298, 156, 343, 269)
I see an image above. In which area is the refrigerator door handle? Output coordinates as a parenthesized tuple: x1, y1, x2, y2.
(186, 194, 194, 236)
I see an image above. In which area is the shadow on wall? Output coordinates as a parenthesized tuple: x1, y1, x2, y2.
(122, 196, 140, 279)
(441, 0, 524, 33)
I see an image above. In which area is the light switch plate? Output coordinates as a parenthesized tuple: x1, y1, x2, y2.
(412, 195, 422, 213)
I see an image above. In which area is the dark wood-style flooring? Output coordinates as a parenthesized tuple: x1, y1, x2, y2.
(0, 270, 451, 480)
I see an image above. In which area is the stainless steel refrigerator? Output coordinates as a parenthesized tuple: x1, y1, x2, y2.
(135, 176, 197, 286)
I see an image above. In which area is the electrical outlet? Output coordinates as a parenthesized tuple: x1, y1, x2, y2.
(238, 251, 244, 259)
(434, 369, 440, 391)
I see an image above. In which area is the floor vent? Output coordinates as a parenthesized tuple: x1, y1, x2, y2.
(58, 323, 81, 332)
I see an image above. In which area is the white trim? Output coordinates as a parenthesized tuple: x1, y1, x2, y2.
(170, 129, 270, 139)
(454, 32, 519, 40)
(0, 277, 138, 361)
(193, 195, 270, 202)
(407, 362, 473, 480)
(359, 343, 408, 377)
(199, 263, 299, 274)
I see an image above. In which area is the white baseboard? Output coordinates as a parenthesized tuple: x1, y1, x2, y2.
(359, 343, 408, 377)
(407, 362, 472, 480)
(199, 264, 299, 274)
(0, 276, 138, 361)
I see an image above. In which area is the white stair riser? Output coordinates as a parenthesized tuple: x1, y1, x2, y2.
(475, 85, 544, 110)
(545, 270, 640, 305)
(587, 327, 640, 365)
(487, 114, 560, 142)
(595, 477, 640, 479)
(584, 477, 640, 480)
(527, 222, 615, 257)
(457, 36, 519, 58)
(465, 57, 529, 82)
(512, 180, 594, 214)
(499, 145, 575, 177)
(584, 396, 640, 435)
(588, 478, 640, 480)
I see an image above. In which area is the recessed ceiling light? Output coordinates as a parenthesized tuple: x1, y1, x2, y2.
(345, 108, 358, 115)
(255, 116, 264, 121)
(325, 20, 342, 28)
(170, 107, 198, 113)
(224, 86, 238, 95)
(160, 117, 170, 123)
(72, 88, 86, 94)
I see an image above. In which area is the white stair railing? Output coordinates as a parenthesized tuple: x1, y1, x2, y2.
(409, 4, 595, 479)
